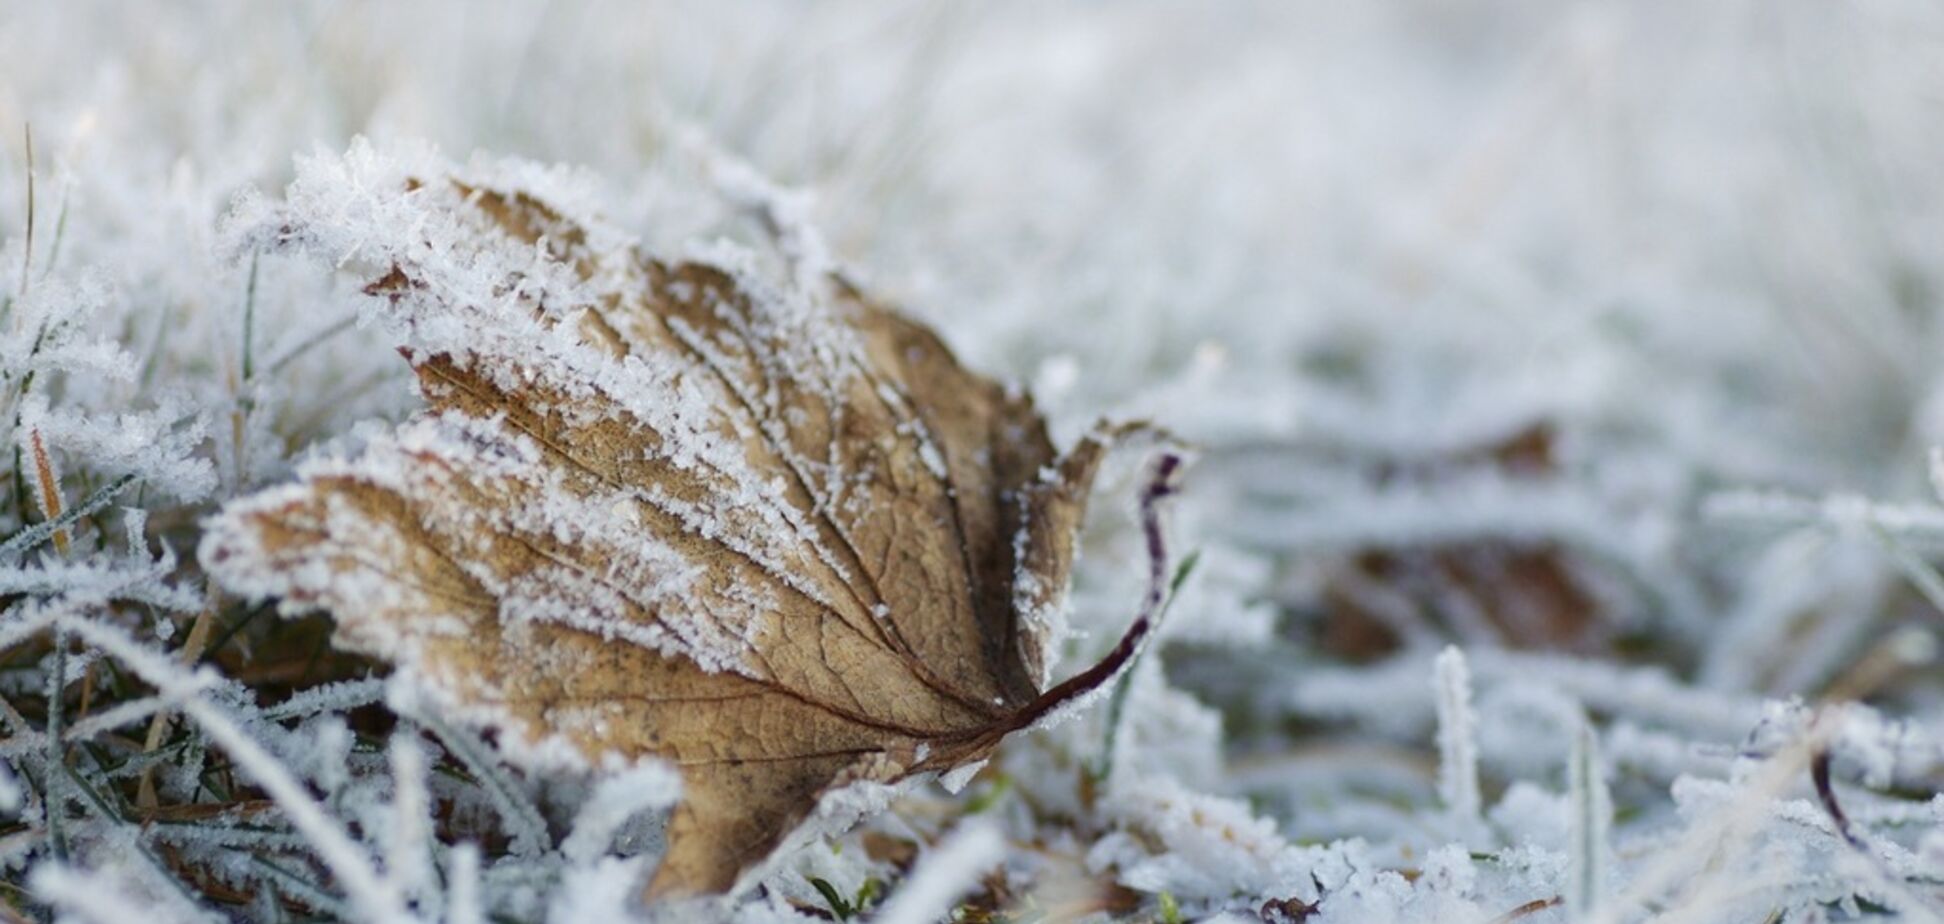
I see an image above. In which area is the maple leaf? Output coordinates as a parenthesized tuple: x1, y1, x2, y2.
(200, 146, 1179, 898)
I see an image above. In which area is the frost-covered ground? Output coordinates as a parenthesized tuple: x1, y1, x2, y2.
(6, 2, 1944, 922)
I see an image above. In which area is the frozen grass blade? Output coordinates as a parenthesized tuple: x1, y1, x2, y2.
(37, 179, 67, 284)
(247, 853, 355, 921)
(1433, 646, 1482, 839)
(1585, 720, 1824, 924)
(0, 473, 136, 558)
(41, 629, 68, 861)
(872, 820, 1005, 924)
(445, 842, 481, 924)
(385, 732, 435, 905)
(1567, 715, 1611, 917)
(135, 593, 219, 810)
(28, 864, 171, 924)
(258, 678, 386, 721)
(559, 762, 682, 865)
(63, 686, 212, 743)
(0, 760, 19, 813)
(1866, 521, 1944, 620)
(400, 704, 550, 859)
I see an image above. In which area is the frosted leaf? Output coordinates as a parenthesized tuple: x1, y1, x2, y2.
(201, 144, 1170, 898)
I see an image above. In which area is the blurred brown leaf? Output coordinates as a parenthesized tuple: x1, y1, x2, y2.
(1315, 425, 1604, 660)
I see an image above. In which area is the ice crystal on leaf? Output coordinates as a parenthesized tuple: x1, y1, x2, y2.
(200, 142, 1174, 898)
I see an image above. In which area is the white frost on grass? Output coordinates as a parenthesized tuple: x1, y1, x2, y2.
(871, 820, 1006, 924)
(8, 2, 1944, 920)
(1566, 715, 1613, 916)
(559, 762, 682, 865)
(29, 861, 217, 924)
(58, 616, 415, 924)
(1433, 646, 1483, 841)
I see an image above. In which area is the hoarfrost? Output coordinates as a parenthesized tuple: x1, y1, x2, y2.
(10, 3, 1944, 920)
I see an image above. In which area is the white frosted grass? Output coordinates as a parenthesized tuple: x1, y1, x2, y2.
(20, 396, 216, 502)
(0, 277, 134, 383)
(0, 555, 202, 612)
(0, 760, 19, 813)
(1285, 654, 1443, 736)
(445, 842, 482, 924)
(872, 820, 1006, 924)
(148, 824, 312, 853)
(55, 615, 415, 924)
(62, 686, 212, 742)
(0, 473, 141, 561)
(387, 732, 437, 905)
(1566, 716, 1612, 917)
(1707, 489, 1944, 550)
(1584, 720, 1827, 924)
(1432, 646, 1483, 841)
(259, 677, 388, 721)
(1226, 473, 1707, 633)
(29, 862, 205, 924)
(0, 594, 63, 659)
(393, 686, 552, 859)
(1603, 721, 1732, 783)
(1472, 651, 1768, 742)
(560, 761, 683, 865)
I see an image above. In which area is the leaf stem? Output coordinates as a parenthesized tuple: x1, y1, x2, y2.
(1006, 452, 1183, 737)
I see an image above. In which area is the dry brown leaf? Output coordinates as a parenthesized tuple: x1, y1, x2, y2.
(201, 154, 1175, 898)
(1312, 424, 1606, 660)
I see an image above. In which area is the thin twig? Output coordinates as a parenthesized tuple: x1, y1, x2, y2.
(17, 123, 33, 299)
(1487, 896, 1562, 923)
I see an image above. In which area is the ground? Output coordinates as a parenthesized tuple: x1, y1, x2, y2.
(3, 3, 1944, 922)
